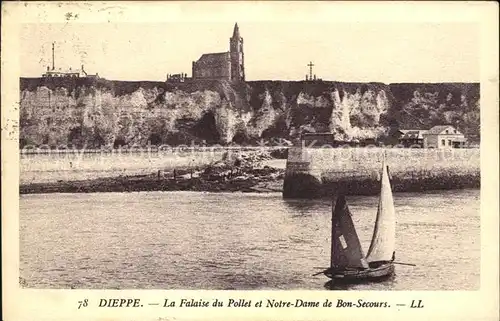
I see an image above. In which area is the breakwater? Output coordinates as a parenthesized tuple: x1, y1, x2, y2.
(283, 147, 480, 198)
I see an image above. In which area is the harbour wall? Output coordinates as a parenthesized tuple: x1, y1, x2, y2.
(283, 147, 480, 198)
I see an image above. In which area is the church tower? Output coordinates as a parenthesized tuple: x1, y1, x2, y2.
(229, 23, 245, 81)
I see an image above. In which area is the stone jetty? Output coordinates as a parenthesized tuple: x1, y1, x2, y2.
(283, 147, 480, 198)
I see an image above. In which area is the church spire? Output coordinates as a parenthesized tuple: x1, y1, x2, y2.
(232, 22, 240, 38)
(229, 22, 244, 82)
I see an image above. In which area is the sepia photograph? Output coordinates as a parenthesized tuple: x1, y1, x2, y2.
(3, 2, 498, 320)
(17, 18, 482, 291)
(16, 9, 484, 291)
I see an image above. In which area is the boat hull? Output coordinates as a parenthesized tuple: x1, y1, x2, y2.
(325, 263, 394, 282)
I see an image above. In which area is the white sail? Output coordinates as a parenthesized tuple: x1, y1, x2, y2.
(331, 195, 369, 269)
(365, 158, 396, 263)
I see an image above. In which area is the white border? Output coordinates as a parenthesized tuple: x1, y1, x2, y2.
(2, 2, 499, 320)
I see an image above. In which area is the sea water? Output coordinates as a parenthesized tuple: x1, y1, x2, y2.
(19, 189, 480, 290)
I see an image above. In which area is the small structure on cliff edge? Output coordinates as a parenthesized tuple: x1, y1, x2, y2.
(42, 42, 99, 79)
(305, 61, 322, 81)
(191, 23, 245, 82)
(167, 73, 188, 83)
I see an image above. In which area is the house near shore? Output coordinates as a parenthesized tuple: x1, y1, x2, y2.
(422, 125, 467, 148)
(398, 125, 467, 148)
(397, 129, 427, 148)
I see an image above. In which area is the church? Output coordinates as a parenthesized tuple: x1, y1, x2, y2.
(191, 23, 245, 82)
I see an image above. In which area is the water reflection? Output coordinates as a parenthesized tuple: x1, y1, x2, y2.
(20, 190, 479, 290)
(282, 198, 330, 216)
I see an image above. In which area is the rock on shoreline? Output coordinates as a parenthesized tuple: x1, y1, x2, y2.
(19, 169, 285, 194)
(19, 149, 480, 196)
(19, 150, 286, 194)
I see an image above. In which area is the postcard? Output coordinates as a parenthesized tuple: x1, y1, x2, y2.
(2, 1, 499, 320)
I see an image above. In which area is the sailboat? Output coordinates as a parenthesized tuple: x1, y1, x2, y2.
(322, 158, 396, 282)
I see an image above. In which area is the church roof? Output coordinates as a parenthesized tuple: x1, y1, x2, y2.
(195, 52, 230, 64)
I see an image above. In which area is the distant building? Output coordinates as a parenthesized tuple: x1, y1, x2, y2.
(398, 125, 467, 148)
(191, 23, 245, 82)
(42, 42, 99, 79)
(398, 129, 427, 148)
(167, 73, 188, 83)
(422, 125, 467, 148)
(42, 65, 99, 79)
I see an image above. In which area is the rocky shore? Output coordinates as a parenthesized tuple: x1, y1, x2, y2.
(19, 150, 285, 194)
(20, 148, 481, 196)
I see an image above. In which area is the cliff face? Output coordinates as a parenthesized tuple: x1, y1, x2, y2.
(19, 78, 480, 148)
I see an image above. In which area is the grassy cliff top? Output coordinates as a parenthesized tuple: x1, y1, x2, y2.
(20, 77, 479, 97)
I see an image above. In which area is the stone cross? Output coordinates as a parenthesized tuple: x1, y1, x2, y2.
(307, 61, 314, 80)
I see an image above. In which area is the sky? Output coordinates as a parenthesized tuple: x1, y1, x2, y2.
(18, 3, 481, 83)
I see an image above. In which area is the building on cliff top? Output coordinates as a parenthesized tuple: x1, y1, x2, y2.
(42, 42, 99, 79)
(167, 73, 188, 83)
(42, 65, 99, 79)
(191, 23, 245, 82)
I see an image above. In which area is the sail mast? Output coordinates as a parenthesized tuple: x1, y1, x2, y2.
(365, 155, 396, 263)
(330, 196, 336, 267)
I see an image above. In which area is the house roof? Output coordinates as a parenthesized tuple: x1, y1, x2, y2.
(400, 130, 427, 139)
(426, 125, 456, 135)
(399, 129, 425, 134)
